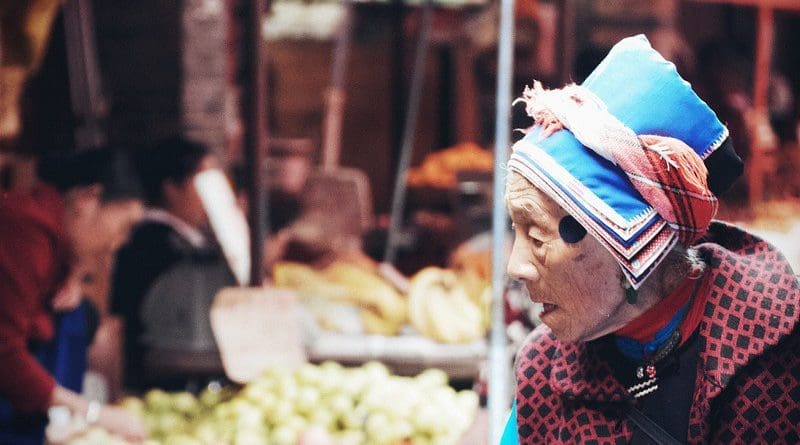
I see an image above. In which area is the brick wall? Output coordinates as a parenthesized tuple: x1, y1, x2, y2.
(93, 0, 228, 158)
(181, 0, 228, 159)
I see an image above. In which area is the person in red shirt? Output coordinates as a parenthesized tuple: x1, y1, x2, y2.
(0, 148, 146, 443)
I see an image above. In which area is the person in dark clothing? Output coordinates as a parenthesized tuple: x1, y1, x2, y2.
(501, 35, 798, 444)
(111, 137, 235, 391)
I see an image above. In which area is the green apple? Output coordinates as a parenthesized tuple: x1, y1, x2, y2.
(254, 391, 278, 415)
(415, 369, 448, 388)
(295, 363, 323, 387)
(199, 387, 224, 408)
(342, 405, 369, 430)
(117, 396, 146, 416)
(282, 414, 308, 433)
(307, 409, 335, 430)
(155, 412, 188, 434)
(268, 399, 294, 425)
(162, 433, 202, 445)
(145, 389, 173, 412)
(336, 429, 366, 445)
(234, 428, 269, 445)
(364, 411, 392, 440)
(241, 382, 272, 404)
(192, 421, 220, 443)
(269, 426, 297, 445)
(171, 391, 199, 415)
(235, 405, 264, 430)
(325, 393, 354, 418)
(294, 386, 321, 415)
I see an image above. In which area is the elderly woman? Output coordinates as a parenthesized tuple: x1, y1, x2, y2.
(502, 36, 799, 444)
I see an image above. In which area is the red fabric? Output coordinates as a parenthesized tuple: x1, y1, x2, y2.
(613, 271, 711, 346)
(615, 135, 719, 246)
(677, 273, 710, 347)
(514, 222, 800, 444)
(0, 185, 69, 413)
(615, 276, 697, 342)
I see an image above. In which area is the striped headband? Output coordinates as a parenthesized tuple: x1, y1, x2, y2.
(508, 35, 729, 288)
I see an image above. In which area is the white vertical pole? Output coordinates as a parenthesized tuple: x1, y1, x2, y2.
(489, 0, 516, 441)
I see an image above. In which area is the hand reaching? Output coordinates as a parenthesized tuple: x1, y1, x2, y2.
(95, 404, 148, 443)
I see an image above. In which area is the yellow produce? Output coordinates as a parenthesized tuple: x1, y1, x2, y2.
(274, 260, 408, 336)
(359, 308, 403, 336)
(323, 262, 407, 326)
(274, 259, 490, 341)
(272, 262, 350, 301)
(408, 267, 486, 344)
(171, 392, 200, 416)
(407, 142, 494, 188)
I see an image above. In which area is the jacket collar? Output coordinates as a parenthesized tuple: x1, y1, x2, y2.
(142, 208, 208, 248)
(548, 338, 632, 403)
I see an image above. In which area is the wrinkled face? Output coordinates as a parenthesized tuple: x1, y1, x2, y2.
(505, 171, 629, 343)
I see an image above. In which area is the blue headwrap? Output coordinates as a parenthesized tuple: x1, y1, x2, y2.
(508, 35, 728, 288)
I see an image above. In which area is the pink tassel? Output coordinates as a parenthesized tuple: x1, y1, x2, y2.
(640, 135, 709, 192)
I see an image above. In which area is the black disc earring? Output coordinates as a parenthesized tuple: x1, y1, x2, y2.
(558, 215, 587, 244)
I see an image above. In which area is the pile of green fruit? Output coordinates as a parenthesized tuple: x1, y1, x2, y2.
(95, 361, 478, 445)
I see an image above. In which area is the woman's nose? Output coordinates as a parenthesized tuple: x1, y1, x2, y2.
(507, 238, 539, 283)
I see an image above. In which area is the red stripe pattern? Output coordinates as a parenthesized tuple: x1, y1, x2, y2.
(612, 135, 719, 246)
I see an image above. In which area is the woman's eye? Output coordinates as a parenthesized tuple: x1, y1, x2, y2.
(527, 229, 545, 247)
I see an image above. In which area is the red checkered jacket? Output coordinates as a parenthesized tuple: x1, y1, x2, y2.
(515, 222, 800, 444)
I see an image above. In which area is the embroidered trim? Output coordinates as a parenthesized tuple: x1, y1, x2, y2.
(699, 126, 730, 160)
(627, 377, 658, 398)
(510, 144, 658, 231)
(629, 379, 659, 398)
(509, 152, 678, 287)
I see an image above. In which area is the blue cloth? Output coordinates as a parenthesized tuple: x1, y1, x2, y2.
(0, 301, 91, 444)
(615, 303, 688, 361)
(51, 301, 90, 393)
(499, 400, 519, 445)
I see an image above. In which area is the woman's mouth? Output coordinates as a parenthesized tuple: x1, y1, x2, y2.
(540, 303, 558, 317)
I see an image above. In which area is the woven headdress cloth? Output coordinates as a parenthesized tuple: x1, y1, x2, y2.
(508, 35, 728, 289)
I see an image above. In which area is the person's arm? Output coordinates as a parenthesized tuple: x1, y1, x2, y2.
(0, 226, 59, 413)
(0, 221, 146, 441)
(50, 386, 147, 441)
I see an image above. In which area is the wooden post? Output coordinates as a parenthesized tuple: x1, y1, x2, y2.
(753, 6, 773, 111)
(241, 0, 268, 286)
(748, 5, 774, 204)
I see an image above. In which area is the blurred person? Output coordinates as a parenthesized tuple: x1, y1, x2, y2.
(501, 35, 798, 444)
(111, 136, 236, 392)
(0, 148, 145, 444)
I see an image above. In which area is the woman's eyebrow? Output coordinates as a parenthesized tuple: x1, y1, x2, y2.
(508, 199, 550, 227)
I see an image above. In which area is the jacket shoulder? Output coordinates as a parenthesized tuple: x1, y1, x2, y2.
(515, 324, 558, 378)
(707, 324, 800, 442)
